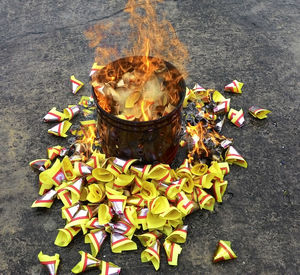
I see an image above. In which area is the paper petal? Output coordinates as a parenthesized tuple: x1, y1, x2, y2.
(111, 232, 137, 253)
(70, 75, 84, 94)
(48, 121, 72, 137)
(225, 146, 248, 168)
(85, 229, 107, 257)
(43, 107, 65, 122)
(213, 240, 237, 263)
(224, 80, 243, 94)
(163, 240, 182, 266)
(141, 240, 160, 270)
(71, 251, 100, 273)
(38, 251, 60, 275)
(248, 106, 271, 119)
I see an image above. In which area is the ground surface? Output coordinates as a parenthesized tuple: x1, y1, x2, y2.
(0, 0, 299, 274)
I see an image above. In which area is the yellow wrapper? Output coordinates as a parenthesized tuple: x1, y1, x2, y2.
(98, 204, 114, 225)
(71, 251, 100, 273)
(183, 87, 195, 107)
(39, 159, 65, 194)
(43, 107, 65, 122)
(29, 159, 51, 171)
(92, 168, 114, 182)
(61, 202, 80, 221)
(146, 164, 170, 181)
(136, 230, 162, 247)
(114, 174, 135, 188)
(111, 232, 137, 253)
(224, 80, 243, 94)
(65, 204, 97, 229)
(47, 145, 64, 160)
(140, 181, 159, 201)
(195, 188, 215, 211)
(85, 229, 107, 257)
(113, 158, 137, 174)
(147, 211, 166, 229)
(208, 161, 224, 181)
(100, 261, 121, 275)
(163, 240, 182, 266)
(217, 162, 230, 175)
(54, 226, 81, 247)
(78, 96, 94, 107)
(213, 180, 228, 203)
(31, 189, 57, 208)
(63, 105, 80, 120)
(48, 121, 72, 137)
(149, 196, 170, 214)
(213, 240, 237, 262)
(225, 146, 248, 168)
(86, 150, 106, 168)
(89, 62, 104, 76)
(64, 178, 84, 205)
(106, 163, 122, 177)
(70, 75, 84, 94)
(38, 251, 60, 275)
(212, 90, 226, 102)
(159, 206, 182, 221)
(141, 240, 160, 270)
(131, 176, 143, 194)
(57, 183, 73, 207)
(61, 156, 76, 181)
(107, 193, 127, 216)
(123, 206, 138, 227)
(191, 163, 208, 176)
(86, 183, 105, 203)
(137, 208, 149, 230)
(176, 192, 194, 216)
(228, 108, 245, 128)
(248, 106, 271, 119)
(166, 225, 188, 243)
(127, 194, 146, 207)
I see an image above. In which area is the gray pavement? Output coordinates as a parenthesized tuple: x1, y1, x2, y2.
(0, 0, 299, 274)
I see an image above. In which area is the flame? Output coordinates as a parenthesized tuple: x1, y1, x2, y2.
(85, 0, 189, 82)
(186, 123, 209, 163)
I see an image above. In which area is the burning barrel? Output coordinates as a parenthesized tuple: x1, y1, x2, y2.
(92, 56, 186, 164)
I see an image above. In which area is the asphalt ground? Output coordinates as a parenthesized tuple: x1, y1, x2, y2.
(0, 0, 299, 274)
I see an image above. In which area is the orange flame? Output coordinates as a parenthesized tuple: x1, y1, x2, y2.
(186, 123, 209, 163)
(85, 0, 189, 79)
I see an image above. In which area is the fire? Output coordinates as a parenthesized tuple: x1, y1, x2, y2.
(85, 0, 189, 122)
(186, 123, 209, 163)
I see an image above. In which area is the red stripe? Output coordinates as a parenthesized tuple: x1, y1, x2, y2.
(68, 185, 81, 195)
(235, 112, 244, 125)
(63, 192, 72, 206)
(91, 232, 100, 252)
(182, 201, 193, 210)
(105, 261, 109, 275)
(78, 163, 83, 176)
(147, 247, 160, 258)
(58, 122, 62, 135)
(47, 112, 61, 119)
(110, 165, 121, 174)
(219, 241, 235, 259)
(65, 228, 74, 240)
(200, 194, 210, 204)
(233, 80, 239, 92)
(83, 252, 88, 271)
(87, 205, 93, 218)
(40, 260, 56, 265)
(71, 79, 82, 86)
(112, 237, 128, 246)
(167, 243, 175, 261)
(160, 173, 169, 182)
